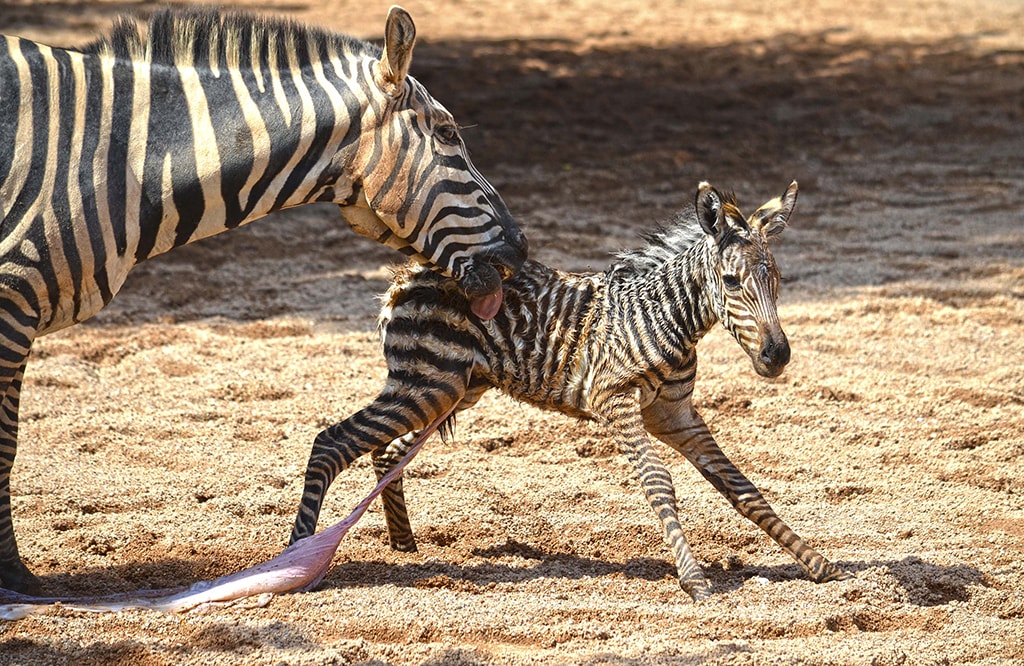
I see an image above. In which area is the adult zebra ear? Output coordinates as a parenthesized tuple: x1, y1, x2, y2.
(750, 181, 798, 240)
(378, 6, 416, 97)
(695, 181, 726, 240)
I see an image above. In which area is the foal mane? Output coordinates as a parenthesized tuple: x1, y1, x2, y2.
(612, 190, 743, 276)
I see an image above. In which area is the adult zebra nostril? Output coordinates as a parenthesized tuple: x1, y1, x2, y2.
(489, 236, 527, 282)
(502, 225, 529, 263)
(513, 227, 529, 255)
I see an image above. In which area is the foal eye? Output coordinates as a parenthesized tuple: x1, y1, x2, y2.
(722, 274, 742, 290)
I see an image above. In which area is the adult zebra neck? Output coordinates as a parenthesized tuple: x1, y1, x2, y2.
(116, 21, 375, 264)
(102, 8, 526, 313)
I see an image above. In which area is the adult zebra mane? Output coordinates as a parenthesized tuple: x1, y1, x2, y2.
(613, 190, 741, 276)
(78, 7, 377, 69)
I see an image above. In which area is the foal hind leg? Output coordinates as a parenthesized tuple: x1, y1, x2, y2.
(290, 368, 471, 545)
(371, 381, 491, 552)
(371, 432, 420, 552)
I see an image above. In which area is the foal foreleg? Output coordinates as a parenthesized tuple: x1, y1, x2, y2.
(642, 386, 852, 584)
(603, 394, 713, 602)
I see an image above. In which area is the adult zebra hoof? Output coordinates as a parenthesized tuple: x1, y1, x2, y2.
(1, 560, 43, 596)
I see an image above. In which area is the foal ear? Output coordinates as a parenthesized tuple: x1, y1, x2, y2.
(695, 182, 726, 238)
(378, 6, 417, 97)
(750, 181, 798, 239)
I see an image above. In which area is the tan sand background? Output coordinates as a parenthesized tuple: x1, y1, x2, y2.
(0, 0, 1022, 663)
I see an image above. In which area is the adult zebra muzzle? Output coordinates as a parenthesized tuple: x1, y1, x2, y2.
(339, 193, 526, 321)
(459, 235, 528, 320)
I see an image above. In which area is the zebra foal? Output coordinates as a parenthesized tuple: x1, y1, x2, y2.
(293, 181, 853, 601)
(0, 6, 527, 593)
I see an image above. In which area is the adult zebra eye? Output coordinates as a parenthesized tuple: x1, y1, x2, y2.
(722, 274, 742, 290)
(435, 125, 460, 145)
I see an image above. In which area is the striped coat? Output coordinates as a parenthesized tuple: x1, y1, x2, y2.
(0, 7, 527, 593)
(293, 181, 852, 600)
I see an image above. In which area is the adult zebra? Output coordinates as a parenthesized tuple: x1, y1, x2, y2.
(0, 6, 527, 593)
(292, 181, 852, 601)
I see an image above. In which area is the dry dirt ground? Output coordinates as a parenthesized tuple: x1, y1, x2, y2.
(1, 0, 1023, 663)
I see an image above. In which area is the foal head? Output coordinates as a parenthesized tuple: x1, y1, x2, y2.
(696, 181, 798, 378)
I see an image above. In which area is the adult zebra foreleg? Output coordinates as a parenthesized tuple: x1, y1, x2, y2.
(641, 378, 853, 585)
(290, 369, 472, 546)
(0, 292, 39, 594)
(0, 359, 37, 594)
(370, 381, 491, 552)
(602, 393, 713, 602)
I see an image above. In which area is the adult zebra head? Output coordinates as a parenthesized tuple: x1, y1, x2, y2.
(697, 181, 798, 378)
(340, 7, 527, 320)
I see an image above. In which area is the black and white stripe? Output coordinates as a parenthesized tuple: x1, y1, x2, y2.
(0, 6, 526, 593)
(291, 180, 852, 601)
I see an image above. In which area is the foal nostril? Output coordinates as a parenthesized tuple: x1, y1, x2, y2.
(760, 338, 790, 369)
(777, 340, 791, 366)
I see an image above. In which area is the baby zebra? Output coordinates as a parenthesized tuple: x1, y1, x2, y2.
(292, 181, 852, 600)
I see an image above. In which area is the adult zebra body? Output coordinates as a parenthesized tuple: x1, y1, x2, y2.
(292, 181, 852, 601)
(0, 6, 527, 593)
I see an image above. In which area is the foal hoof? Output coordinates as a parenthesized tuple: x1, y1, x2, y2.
(816, 562, 856, 583)
(681, 577, 713, 602)
(389, 538, 418, 553)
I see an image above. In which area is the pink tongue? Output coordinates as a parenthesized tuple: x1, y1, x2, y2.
(470, 289, 503, 320)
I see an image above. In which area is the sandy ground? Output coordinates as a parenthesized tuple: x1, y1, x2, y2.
(1, 0, 1023, 663)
